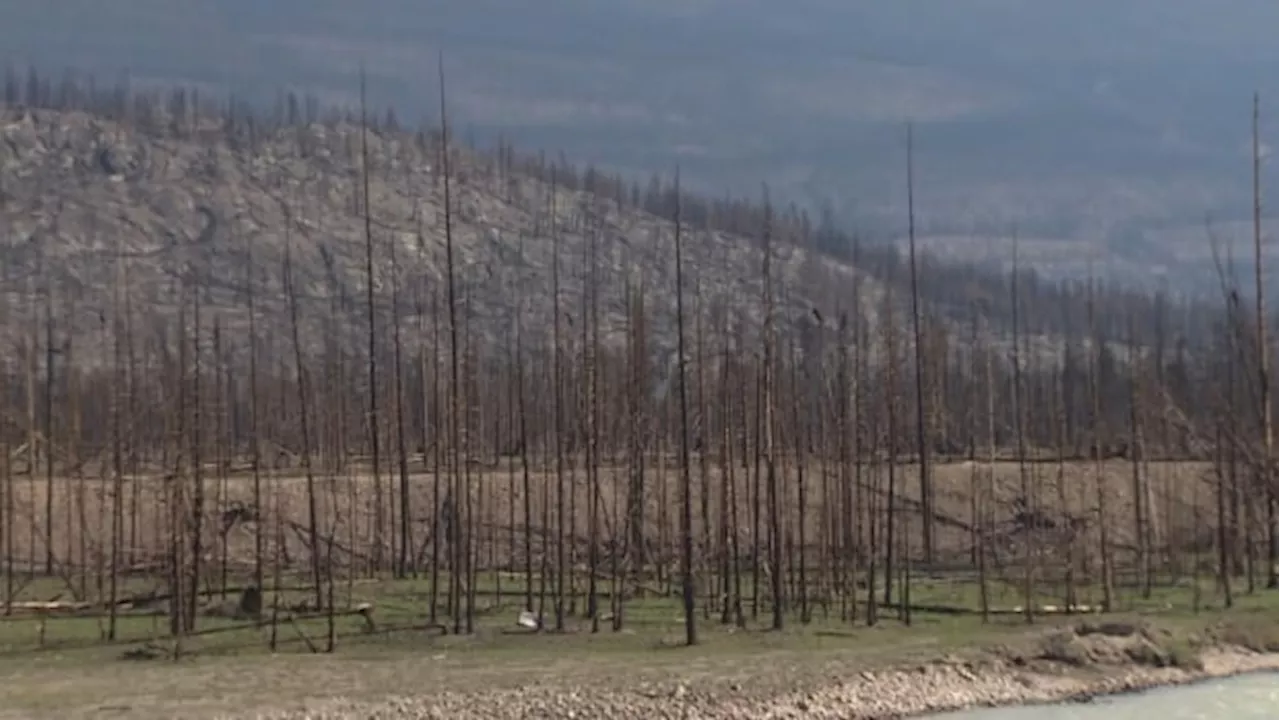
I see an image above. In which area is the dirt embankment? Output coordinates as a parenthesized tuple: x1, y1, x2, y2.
(242, 620, 1278, 720)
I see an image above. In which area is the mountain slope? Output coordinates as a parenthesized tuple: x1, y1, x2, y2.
(0, 106, 891, 368)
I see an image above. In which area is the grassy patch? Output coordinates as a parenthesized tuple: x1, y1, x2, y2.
(0, 573, 1272, 718)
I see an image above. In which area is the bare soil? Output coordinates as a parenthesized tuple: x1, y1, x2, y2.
(1, 458, 1217, 579)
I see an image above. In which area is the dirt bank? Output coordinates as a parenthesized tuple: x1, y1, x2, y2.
(241, 620, 1278, 720)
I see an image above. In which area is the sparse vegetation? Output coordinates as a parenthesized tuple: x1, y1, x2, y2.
(0, 68, 1275, 718)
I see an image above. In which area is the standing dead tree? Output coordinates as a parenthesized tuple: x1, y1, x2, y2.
(672, 169, 697, 646)
(438, 54, 468, 634)
(905, 123, 934, 568)
(359, 68, 385, 574)
(1250, 94, 1277, 589)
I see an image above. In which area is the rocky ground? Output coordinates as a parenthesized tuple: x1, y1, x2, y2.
(234, 621, 1278, 720)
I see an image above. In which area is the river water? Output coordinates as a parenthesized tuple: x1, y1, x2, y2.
(928, 672, 1278, 719)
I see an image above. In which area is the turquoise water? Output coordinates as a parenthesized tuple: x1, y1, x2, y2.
(928, 672, 1279, 719)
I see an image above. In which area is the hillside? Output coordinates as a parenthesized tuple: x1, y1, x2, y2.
(0, 94, 1245, 378)
(0, 105, 884, 364)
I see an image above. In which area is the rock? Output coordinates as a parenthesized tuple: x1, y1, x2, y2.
(1040, 630, 1093, 666)
(1124, 638, 1172, 668)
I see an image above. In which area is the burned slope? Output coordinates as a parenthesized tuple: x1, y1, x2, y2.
(0, 106, 889, 369)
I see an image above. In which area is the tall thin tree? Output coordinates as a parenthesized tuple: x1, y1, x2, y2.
(673, 169, 698, 646)
(905, 122, 933, 566)
(281, 206, 325, 617)
(438, 54, 466, 634)
(359, 66, 385, 573)
(1010, 232, 1033, 624)
(761, 186, 783, 631)
(1250, 93, 1277, 588)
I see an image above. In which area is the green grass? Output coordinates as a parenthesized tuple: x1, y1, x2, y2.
(2, 560, 1275, 649)
(0, 570, 1273, 661)
(0, 568, 1274, 671)
(0, 595, 992, 717)
(0, 573, 1273, 719)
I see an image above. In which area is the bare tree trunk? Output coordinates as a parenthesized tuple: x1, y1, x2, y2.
(1215, 422, 1234, 607)
(1127, 312, 1151, 597)
(69, 307, 88, 603)
(246, 208, 264, 597)
(695, 287, 712, 619)
(1087, 269, 1115, 611)
(1, 276, 11, 612)
(537, 347, 552, 629)
(188, 254, 204, 631)
(839, 307, 856, 624)
(25, 269, 37, 581)
(359, 67, 384, 575)
(625, 272, 649, 604)
(2, 435, 10, 616)
(213, 318, 228, 601)
(282, 208, 325, 613)
(1054, 356, 1077, 612)
(865, 331, 880, 627)
(788, 338, 810, 624)
(751, 358, 762, 620)
(172, 280, 189, 646)
(760, 186, 783, 631)
(586, 207, 602, 632)
(904, 123, 933, 567)
(549, 166, 567, 633)
(1251, 93, 1278, 589)
(980, 312, 994, 623)
(516, 292, 533, 613)
(461, 290, 477, 635)
(108, 248, 124, 639)
(1011, 234, 1033, 624)
(429, 289, 443, 622)
(852, 236, 866, 626)
(673, 170, 698, 646)
(719, 323, 739, 625)
(389, 202, 412, 579)
(126, 280, 140, 576)
(882, 260, 898, 615)
(43, 278, 55, 578)
(438, 55, 466, 635)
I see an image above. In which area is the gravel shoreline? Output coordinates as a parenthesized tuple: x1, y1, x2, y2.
(245, 638, 1279, 720)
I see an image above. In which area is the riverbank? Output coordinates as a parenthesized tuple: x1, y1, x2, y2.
(0, 604, 1272, 719)
(239, 615, 1276, 720)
